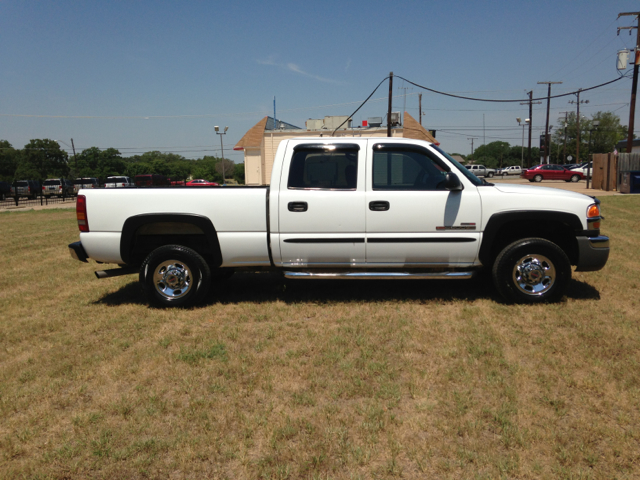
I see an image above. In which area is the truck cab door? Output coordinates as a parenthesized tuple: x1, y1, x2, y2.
(364, 142, 481, 266)
(275, 142, 366, 267)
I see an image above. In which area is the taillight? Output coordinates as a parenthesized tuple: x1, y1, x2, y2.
(76, 195, 89, 232)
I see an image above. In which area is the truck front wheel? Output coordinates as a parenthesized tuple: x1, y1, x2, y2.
(492, 238, 571, 304)
(140, 245, 211, 308)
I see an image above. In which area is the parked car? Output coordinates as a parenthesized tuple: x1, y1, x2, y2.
(13, 180, 41, 199)
(465, 164, 497, 178)
(104, 176, 134, 188)
(500, 166, 523, 176)
(134, 174, 170, 187)
(564, 163, 581, 171)
(521, 164, 584, 183)
(0, 181, 11, 201)
(186, 179, 219, 186)
(43, 178, 74, 197)
(570, 162, 593, 178)
(73, 177, 100, 194)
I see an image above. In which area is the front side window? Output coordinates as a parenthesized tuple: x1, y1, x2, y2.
(372, 147, 447, 191)
(288, 145, 359, 190)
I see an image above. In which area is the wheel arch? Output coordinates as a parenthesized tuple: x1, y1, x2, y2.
(120, 213, 223, 268)
(479, 211, 583, 267)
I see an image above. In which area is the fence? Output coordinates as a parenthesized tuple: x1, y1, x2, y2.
(0, 194, 76, 210)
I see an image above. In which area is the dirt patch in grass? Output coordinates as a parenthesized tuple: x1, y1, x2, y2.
(1, 198, 639, 478)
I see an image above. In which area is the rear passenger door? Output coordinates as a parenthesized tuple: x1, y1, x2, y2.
(277, 142, 366, 267)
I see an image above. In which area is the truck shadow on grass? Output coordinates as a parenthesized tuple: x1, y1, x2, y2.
(94, 272, 600, 307)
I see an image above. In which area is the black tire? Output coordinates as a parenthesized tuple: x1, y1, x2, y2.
(570, 174, 580, 183)
(533, 174, 543, 182)
(492, 238, 571, 304)
(528, 179, 535, 182)
(139, 245, 211, 308)
(487, 172, 494, 178)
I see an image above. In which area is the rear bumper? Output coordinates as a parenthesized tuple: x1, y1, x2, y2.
(575, 236, 609, 272)
(69, 241, 89, 263)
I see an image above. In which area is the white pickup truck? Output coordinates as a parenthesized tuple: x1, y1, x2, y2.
(69, 137, 609, 307)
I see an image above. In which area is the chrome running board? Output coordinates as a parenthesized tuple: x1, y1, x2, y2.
(283, 271, 475, 280)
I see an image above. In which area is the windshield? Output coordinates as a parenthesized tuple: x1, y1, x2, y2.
(431, 145, 483, 186)
(107, 177, 127, 182)
(44, 180, 61, 186)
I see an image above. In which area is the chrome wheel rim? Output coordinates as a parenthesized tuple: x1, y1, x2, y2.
(153, 260, 193, 300)
(512, 254, 556, 296)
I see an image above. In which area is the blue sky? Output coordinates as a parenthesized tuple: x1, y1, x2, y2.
(1, 0, 638, 160)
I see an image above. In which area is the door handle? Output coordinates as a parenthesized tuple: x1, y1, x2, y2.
(369, 201, 390, 211)
(288, 201, 308, 212)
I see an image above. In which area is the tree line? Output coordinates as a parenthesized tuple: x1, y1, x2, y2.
(465, 111, 627, 168)
(0, 139, 244, 184)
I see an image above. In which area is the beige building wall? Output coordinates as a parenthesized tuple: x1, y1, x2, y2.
(244, 148, 262, 185)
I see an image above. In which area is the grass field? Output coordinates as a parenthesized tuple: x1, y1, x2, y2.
(1, 197, 639, 479)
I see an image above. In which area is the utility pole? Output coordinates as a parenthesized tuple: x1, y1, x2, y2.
(538, 81, 563, 164)
(558, 112, 570, 164)
(618, 12, 640, 152)
(467, 137, 478, 157)
(387, 72, 393, 137)
(521, 91, 542, 168)
(70, 138, 77, 171)
(419, 93, 422, 126)
(569, 90, 588, 165)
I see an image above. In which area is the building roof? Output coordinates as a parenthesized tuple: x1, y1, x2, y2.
(234, 116, 302, 151)
(265, 117, 301, 131)
(233, 117, 268, 151)
(234, 112, 440, 151)
(615, 138, 640, 150)
(401, 112, 439, 145)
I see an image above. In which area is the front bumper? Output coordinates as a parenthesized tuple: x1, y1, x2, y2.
(575, 236, 609, 272)
(69, 241, 89, 263)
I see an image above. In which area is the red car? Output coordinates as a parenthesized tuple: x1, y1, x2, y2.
(521, 164, 584, 183)
(186, 179, 219, 186)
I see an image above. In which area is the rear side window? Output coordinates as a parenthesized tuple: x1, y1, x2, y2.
(288, 144, 359, 190)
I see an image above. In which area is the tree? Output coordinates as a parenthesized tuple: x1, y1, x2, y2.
(0, 140, 18, 181)
(552, 111, 627, 162)
(233, 163, 245, 184)
(76, 147, 125, 179)
(18, 139, 68, 180)
(469, 141, 514, 168)
(215, 158, 235, 182)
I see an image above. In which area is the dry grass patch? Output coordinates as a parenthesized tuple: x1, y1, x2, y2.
(1, 198, 639, 479)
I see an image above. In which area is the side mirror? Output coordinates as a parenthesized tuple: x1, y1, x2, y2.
(444, 172, 463, 191)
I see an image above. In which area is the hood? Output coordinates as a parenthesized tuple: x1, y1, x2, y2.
(492, 183, 592, 200)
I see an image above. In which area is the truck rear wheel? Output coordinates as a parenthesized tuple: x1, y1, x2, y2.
(492, 238, 571, 304)
(140, 245, 211, 308)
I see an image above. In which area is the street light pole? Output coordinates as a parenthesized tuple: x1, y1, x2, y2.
(215, 126, 228, 185)
(517, 117, 529, 168)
